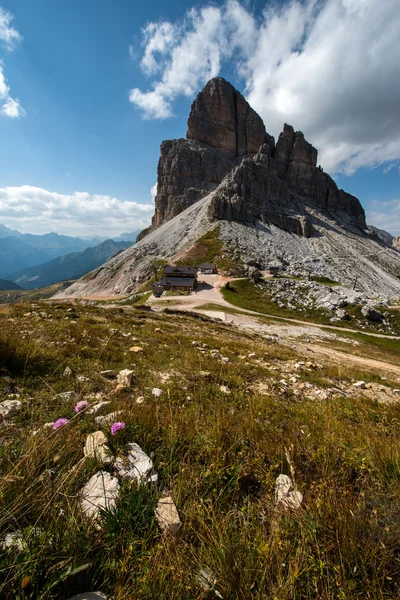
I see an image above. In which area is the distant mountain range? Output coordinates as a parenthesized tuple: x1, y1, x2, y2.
(0, 224, 140, 278)
(6, 239, 133, 289)
(0, 278, 22, 291)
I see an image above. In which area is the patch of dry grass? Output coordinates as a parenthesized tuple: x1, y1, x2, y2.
(0, 302, 399, 599)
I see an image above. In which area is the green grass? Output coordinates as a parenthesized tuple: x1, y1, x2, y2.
(0, 281, 75, 304)
(176, 227, 242, 274)
(310, 275, 341, 286)
(1, 301, 400, 599)
(221, 278, 400, 336)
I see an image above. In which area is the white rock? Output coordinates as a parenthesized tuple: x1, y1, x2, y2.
(114, 443, 154, 482)
(197, 568, 223, 598)
(0, 531, 25, 552)
(0, 399, 23, 419)
(152, 388, 163, 397)
(275, 474, 303, 510)
(94, 411, 123, 426)
(87, 401, 111, 415)
(66, 593, 107, 600)
(100, 370, 116, 379)
(56, 391, 78, 402)
(220, 385, 231, 395)
(117, 369, 135, 388)
(80, 471, 120, 521)
(136, 396, 145, 404)
(63, 366, 73, 378)
(155, 496, 181, 533)
(84, 431, 113, 464)
(353, 381, 366, 389)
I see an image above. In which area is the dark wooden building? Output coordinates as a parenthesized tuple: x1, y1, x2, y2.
(199, 263, 217, 274)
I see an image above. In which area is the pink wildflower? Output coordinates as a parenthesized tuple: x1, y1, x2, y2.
(111, 421, 125, 436)
(53, 418, 69, 430)
(74, 400, 89, 413)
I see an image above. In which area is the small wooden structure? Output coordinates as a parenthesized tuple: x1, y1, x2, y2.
(164, 266, 198, 278)
(159, 276, 196, 291)
(153, 265, 197, 294)
(268, 265, 280, 277)
(199, 263, 217, 274)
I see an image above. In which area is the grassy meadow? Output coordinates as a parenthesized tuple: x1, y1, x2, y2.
(0, 301, 399, 599)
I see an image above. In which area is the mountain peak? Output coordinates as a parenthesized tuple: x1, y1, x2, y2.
(186, 77, 269, 156)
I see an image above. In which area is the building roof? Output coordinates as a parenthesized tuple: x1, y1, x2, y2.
(160, 277, 196, 288)
(199, 263, 216, 269)
(164, 266, 198, 277)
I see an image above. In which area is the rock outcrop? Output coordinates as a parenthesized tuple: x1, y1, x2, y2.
(148, 77, 366, 236)
(186, 77, 271, 155)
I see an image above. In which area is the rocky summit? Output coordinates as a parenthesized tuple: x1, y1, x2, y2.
(149, 77, 365, 236)
(56, 78, 400, 300)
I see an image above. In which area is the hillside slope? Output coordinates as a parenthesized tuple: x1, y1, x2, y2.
(0, 278, 22, 291)
(55, 193, 400, 299)
(8, 239, 132, 289)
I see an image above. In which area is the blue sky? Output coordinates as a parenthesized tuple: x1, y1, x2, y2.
(0, 0, 398, 236)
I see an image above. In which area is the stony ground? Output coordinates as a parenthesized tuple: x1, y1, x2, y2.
(1, 300, 400, 599)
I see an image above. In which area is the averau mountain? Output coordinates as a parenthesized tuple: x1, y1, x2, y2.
(57, 78, 400, 299)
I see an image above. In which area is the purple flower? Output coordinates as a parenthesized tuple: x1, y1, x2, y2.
(111, 421, 125, 436)
(53, 418, 69, 430)
(74, 400, 89, 413)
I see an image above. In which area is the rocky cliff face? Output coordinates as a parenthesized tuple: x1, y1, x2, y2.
(148, 77, 366, 236)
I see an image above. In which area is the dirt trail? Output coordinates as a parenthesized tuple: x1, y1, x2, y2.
(300, 344, 400, 378)
(148, 275, 400, 341)
(147, 275, 400, 378)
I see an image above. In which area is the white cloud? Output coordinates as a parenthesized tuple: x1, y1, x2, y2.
(150, 183, 157, 202)
(140, 22, 178, 75)
(367, 200, 400, 237)
(0, 7, 22, 51)
(129, 0, 400, 174)
(1, 96, 25, 118)
(0, 64, 25, 118)
(129, 5, 228, 119)
(0, 9, 25, 118)
(0, 185, 154, 236)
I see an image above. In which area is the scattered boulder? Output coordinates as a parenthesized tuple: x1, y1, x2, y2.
(56, 391, 78, 403)
(335, 308, 349, 320)
(116, 369, 134, 388)
(100, 370, 116, 379)
(361, 305, 383, 322)
(83, 431, 113, 464)
(197, 568, 223, 599)
(66, 593, 107, 600)
(114, 443, 156, 483)
(0, 531, 25, 552)
(275, 474, 303, 509)
(80, 471, 120, 522)
(87, 401, 111, 415)
(220, 385, 231, 395)
(63, 366, 73, 378)
(155, 496, 181, 533)
(0, 399, 22, 419)
(94, 411, 123, 427)
(129, 346, 143, 353)
(353, 381, 366, 389)
(152, 388, 163, 398)
(249, 267, 261, 282)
